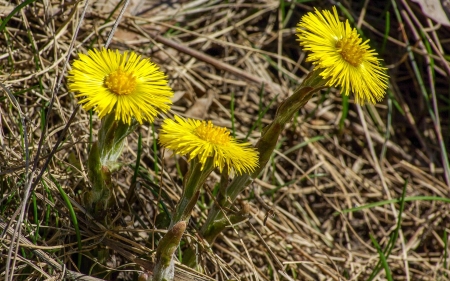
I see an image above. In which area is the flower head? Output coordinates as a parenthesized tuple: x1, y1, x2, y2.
(296, 6, 388, 104)
(68, 48, 173, 124)
(159, 115, 258, 175)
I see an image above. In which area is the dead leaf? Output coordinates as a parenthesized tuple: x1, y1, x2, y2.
(412, 0, 450, 26)
(184, 90, 214, 119)
(172, 91, 186, 103)
(0, 5, 14, 16)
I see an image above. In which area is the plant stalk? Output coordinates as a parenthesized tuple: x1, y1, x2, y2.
(183, 70, 328, 267)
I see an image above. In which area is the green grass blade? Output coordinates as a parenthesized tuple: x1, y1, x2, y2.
(245, 84, 274, 141)
(31, 192, 38, 244)
(132, 131, 142, 184)
(381, 11, 390, 53)
(370, 234, 393, 281)
(339, 94, 349, 133)
(380, 92, 393, 161)
(152, 123, 159, 175)
(335, 195, 450, 215)
(282, 135, 324, 156)
(51, 176, 82, 269)
(0, 0, 38, 32)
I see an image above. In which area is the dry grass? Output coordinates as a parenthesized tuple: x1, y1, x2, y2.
(1, 0, 449, 280)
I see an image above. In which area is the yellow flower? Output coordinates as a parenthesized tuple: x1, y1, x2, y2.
(296, 6, 389, 104)
(159, 115, 258, 175)
(68, 48, 173, 124)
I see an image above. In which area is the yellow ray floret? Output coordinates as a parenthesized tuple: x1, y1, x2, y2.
(159, 115, 258, 175)
(296, 6, 389, 104)
(68, 48, 173, 124)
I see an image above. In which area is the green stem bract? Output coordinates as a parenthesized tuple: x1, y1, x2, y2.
(87, 142, 110, 195)
(98, 112, 137, 171)
(151, 222, 187, 281)
(170, 157, 215, 228)
(85, 141, 113, 215)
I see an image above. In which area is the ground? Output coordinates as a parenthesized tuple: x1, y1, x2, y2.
(1, 0, 449, 280)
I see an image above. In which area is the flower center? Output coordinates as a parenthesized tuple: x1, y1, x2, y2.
(336, 34, 365, 67)
(195, 121, 230, 145)
(104, 69, 137, 95)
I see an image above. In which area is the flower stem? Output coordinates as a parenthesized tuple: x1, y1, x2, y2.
(83, 112, 137, 223)
(84, 141, 113, 217)
(150, 222, 186, 281)
(185, 70, 328, 266)
(152, 157, 215, 280)
(170, 157, 214, 227)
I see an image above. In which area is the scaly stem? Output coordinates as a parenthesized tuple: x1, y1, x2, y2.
(170, 158, 214, 227)
(150, 222, 186, 281)
(152, 157, 215, 280)
(183, 70, 328, 267)
(83, 112, 136, 222)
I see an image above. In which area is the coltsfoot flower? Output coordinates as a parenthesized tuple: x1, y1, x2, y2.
(159, 115, 258, 175)
(68, 48, 173, 124)
(296, 6, 389, 104)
